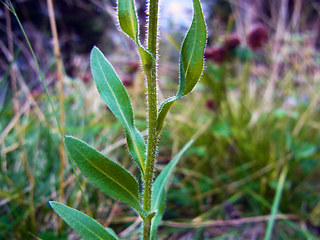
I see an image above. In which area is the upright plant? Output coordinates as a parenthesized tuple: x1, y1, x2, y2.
(5, 0, 206, 239)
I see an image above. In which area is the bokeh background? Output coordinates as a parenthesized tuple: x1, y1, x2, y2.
(1, 0, 320, 239)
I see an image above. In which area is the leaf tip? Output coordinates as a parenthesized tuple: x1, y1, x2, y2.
(92, 45, 98, 52)
(48, 201, 57, 209)
(63, 135, 73, 145)
(91, 46, 99, 58)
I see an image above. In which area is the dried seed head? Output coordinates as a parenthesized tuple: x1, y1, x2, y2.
(247, 23, 268, 50)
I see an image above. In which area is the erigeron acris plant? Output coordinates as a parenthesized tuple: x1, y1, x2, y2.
(5, 0, 207, 238)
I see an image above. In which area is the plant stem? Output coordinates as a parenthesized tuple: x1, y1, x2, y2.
(143, 0, 159, 239)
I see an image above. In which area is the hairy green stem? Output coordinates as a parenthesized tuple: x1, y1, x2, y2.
(143, 0, 159, 239)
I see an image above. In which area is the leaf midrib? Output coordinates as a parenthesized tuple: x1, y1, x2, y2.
(129, 1, 137, 41)
(184, 23, 197, 80)
(65, 211, 112, 240)
(73, 143, 140, 204)
(184, 5, 204, 83)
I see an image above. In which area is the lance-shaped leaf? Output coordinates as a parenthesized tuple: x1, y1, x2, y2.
(181, 0, 207, 95)
(150, 140, 194, 239)
(91, 47, 146, 173)
(64, 136, 145, 215)
(118, 0, 138, 42)
(117, 0, 153, 76)
(150, 189, 166, 240)
(106, 228, 119, 239)
(49, 201, 119, 240)
(156, 0, 207, 135)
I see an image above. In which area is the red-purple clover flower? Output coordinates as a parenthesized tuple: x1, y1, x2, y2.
(205, 33, 241, 64)
(222, 33, 241, 51)
(206, 99, 216, 111)
(247, 23, 268, 50)
(205, 46, 228, 64)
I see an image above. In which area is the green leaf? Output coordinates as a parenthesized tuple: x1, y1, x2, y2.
(106, 228, 119, 239)
(90, 47, 146, 173)
(117, 0, 153, 79)
(296, 142, 317, 159)
(156, 0, 207, 134)
(49, 201, 119, 240)
(150, 140, 194, 239)
(64, 136, 145, 215)
(118, 0, 138, 41)
(181, 0, 207, 95)
(150, 189, 166, 240)
(117, 0, 153, 75)
(138, 46, 153, 77)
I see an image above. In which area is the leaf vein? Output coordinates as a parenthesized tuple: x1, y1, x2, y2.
(73, 145, 139, 203)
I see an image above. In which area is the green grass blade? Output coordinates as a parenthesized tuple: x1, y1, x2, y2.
(3, 0, 93, 216)
(156, 0, 207, 134)
(283, 220, 319, 240)
(64, 136, 146, 216)
(8, 2, 61, 135)
(90, 47, 146, 173)
(150, 140, 194, 239)
(49, 201, 119, 240)
(264, 165, 289, 240)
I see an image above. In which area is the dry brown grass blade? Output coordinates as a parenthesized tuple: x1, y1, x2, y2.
(194, 154, 292, 200)
(46, 0, 66, 221)
(162, 214, 299, 228)
(0, 101, 30, 145)
(0, 38, 47, 125)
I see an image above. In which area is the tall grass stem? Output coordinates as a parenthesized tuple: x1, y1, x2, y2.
(46, 0, 66, 229)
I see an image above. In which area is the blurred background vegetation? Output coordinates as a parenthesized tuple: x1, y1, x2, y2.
(1, 0, 320, 239)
